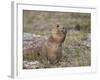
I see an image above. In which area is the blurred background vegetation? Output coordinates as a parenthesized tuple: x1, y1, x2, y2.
(23, 10, 91, 68)
(23, 10, 90, 35)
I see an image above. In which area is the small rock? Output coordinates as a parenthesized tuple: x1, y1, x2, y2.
(23, 61, 45, 69)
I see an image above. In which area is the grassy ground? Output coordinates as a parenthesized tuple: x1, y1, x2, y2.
(23, 10, 91, 69)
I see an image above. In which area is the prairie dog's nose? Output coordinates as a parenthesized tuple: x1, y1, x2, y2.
(61, 27, 67, 34)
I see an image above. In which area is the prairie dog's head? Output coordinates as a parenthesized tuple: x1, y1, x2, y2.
(51, 24, 67, 43)
(51, 24, 67, 35)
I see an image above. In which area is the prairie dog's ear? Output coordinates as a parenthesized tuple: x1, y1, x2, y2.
(56, 24, 60, 28)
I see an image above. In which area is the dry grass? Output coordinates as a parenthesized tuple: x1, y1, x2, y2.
(23, 10, 91, 69)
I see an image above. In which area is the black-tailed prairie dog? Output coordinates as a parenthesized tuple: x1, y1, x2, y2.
(42, 24, 67, 64)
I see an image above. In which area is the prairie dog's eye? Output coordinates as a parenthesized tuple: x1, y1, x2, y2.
(62, 27, 64, 29)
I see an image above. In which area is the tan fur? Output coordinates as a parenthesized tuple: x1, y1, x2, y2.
(42, 25, 67, 64)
